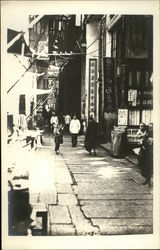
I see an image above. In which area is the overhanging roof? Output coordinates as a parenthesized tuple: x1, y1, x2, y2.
(7, 29, 32, 57)
(106, 15, 122, 31)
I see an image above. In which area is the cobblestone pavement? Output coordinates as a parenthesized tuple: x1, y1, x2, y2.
(37, 133, 153, 236)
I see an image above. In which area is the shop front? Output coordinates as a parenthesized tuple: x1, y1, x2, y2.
(103, 15, 153, 154)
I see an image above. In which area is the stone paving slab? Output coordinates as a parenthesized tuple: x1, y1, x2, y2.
(68, 205, 99, 235)
(49, 205, 71, 224)
(81, 203, 152, 218)
(58, 193, 77, 205)
(56, 183, 73, 193)
(91, 218, 152, 226)
(69, 165, 129, 173)
(50, 224, 76, 236)
(73, 173, 130, 182)
(55, 168, 73, 184)
(96, 224, 153, 235)
(30, 191, 57, 205)
(65, 157, 111, 164)
(80, 199, 153, 206)
(77, 193, 153, 200)
(68, 165, 99, 172)
(73, 181, 152, 195)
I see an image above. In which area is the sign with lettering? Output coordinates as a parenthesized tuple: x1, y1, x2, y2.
(88, 59, 97, 119)
(48, 65, 59, 77)
(118, 109, 128, 126)
(103, 58, 115, 111)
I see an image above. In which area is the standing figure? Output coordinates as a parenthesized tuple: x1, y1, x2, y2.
(69, 115, 81, 147)
(43, 100, 51, 128)
(58, 113, 65, 127)
(64, 114, 71, 133)
(50, 111, 59, 134)
(85, 116, 98, 155)
(137, 122, 148, 139)
(54, 124, 64, 155)
(139, 123, 153, 186)
(136, 122, 148, 167)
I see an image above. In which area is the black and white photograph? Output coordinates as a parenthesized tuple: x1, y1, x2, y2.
(1, 1, 160, 249)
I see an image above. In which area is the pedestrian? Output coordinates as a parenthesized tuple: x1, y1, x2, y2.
(64, 114, 71, 133)
(43, 100, 51, 129)
(58, 113, 65, 126)
(79, 117, 86, 135)
(69, 115, 81, 147)
(133, 122, 148, 156)
(139, 123, 153, 186)
(50, 111, 59, 134)
(84, 116, 98, 155)
(137, 122, 148, 138)
(54, 123, 64, 154)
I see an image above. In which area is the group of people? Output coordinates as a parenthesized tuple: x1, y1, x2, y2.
(50, 111, 99, 155)
(50, 111, 153, 187)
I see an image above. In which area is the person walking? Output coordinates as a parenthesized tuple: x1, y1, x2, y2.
(58, 113, 65, 127)
(54, 124, 64, 154)
(69, 115, 81, 147)
(64, 114, 71, 133)
(84, 116, 98, 155)
(50, 111, 59, 134)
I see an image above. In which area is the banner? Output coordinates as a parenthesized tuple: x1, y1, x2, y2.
(103, 57, 115, 111)
(88, 59, 97, 119)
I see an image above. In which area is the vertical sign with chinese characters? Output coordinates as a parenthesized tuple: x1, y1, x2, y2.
(103, 58, 115, 111)
(88, 59, 97, 119)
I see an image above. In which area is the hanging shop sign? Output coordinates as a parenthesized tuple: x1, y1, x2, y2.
(103, 58, 115, 111)
(128, 89, 137, 106)
(37, 39, 49, 60)
(88, 58, 97, 119)
(48, 65, 59, 77)
(118, 109, 128, 126)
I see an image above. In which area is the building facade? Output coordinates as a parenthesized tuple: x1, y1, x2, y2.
(27, 14, 153, 139)
(103, 15, 153, 142)
(7, 29, 34, 135)
(83, 15, 153, 142)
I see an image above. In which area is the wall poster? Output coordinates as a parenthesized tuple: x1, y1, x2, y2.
(118, 108, 128, 126)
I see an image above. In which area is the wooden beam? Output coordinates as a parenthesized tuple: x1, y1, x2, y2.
(106, 15, 122, 31)
(7, 32, 23, 50)
(28, 15, 44, 29)
(7, 15, 44, 50)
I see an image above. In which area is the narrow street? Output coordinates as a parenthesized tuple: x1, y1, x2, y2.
(2, 7, 159, 249)
(30, 133, 153, 236)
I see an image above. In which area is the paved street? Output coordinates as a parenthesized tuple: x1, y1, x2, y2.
(31, 133, 153, 236)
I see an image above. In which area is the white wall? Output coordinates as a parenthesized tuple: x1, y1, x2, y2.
(105, 16, 112, 58)
(6, 54, 34, 126)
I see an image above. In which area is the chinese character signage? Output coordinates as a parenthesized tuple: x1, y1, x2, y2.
(103, 58, 115, 111)
(88, 59, 97, 118)
(128, 89, 137, 106)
